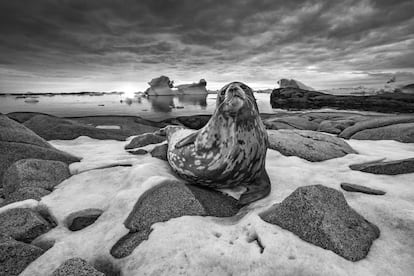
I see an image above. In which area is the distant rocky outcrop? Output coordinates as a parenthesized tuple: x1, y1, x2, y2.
(145, 76, 175, 96)
(270, 87, 414, 113)
(267, 129, 356, 162)
(277, 79, 315, 91)
(260, 185, 380, 261)
(175, 79, 208, 95)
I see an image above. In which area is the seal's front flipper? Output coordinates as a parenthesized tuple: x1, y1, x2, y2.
(175, 132, 198, 149)
(239, 168, 271, 205)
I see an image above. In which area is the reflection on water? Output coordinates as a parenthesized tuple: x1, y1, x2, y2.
(177, 94, 207, 107)
(146, 94, 208, 112)
(0, 92, 277, 120)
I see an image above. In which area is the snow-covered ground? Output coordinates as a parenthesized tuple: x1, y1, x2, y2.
(6, 136, 414, 275)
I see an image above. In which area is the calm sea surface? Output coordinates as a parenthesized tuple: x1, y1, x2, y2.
(0, 93, 284, 120)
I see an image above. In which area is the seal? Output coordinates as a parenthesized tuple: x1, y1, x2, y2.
(166, 81, 271, 205)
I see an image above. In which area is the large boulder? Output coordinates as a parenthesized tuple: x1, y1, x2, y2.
(350, 158, 414, 175)
(267, 129, 356, 162)
(263, 116, 319, 131)
(270, 87, 414, 113)
(111, 180, 240, 258)
(163, 115, 212, 130)
(0, 114, 51, 148)
(339, 116, 414, 140)
(260, 185, 380, 261)
(348, 123, 414, 143)
(0, 208, 53, 243)
(23, 114, 128, 141)
(124, 133, 166, 150)
(2, 158, 70, 197)
(51, 258, 104, 276)
(0, 234, 44, 276)
(0, 187, 51, 207)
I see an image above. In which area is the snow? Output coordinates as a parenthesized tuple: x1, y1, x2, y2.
(2, 135, 412, 275)
(95, 125, 121, 130)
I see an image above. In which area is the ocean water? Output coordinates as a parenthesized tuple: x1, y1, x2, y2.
(0, 93, 281, 120)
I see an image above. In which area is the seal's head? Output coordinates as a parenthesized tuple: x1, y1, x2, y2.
(217, 82, 258, 116)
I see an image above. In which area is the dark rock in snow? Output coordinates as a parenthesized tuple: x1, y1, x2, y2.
(66, 209, 103, 231)
(2, 158, 70, 196)
(0, 208, 53, 243)
(340, 183, 386, 195)
(350, 158, 414, 175)
(51, 258, 104, 276)
(0, 187, 51, 207)
(124, 133, 166, 150)
(0, 234, 44, 276)
(111, 180, 241, 258)
(260, 185, 380, 261)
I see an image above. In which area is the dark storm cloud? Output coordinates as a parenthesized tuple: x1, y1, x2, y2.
(0, 0, 413, 91)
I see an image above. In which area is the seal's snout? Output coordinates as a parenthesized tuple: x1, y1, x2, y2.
(226, 83, 245, 99)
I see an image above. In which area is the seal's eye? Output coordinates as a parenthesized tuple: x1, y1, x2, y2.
(220, 90, 226, 96)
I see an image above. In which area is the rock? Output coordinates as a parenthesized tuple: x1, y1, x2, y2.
(339, 116, 414, 140)
(349, 123, 414, 143)
(0, 142, 79, 188)
(350, 158, 414, 175)
(111, 180, 240, 258)
(0, 187, 51, 207)
(23, 114, 128, 141)
(270, 87, 414, 113)
(267, 129, 356, 162)
(0, 116, 79, 187)
(110, 229, 152, 259)
(340, 183, 386, 195)
(51, 258, 104, 276)
(186, 185, 240, 217)
(0, 208, 53, 243)
(163, 115, 212, 130)
(128, 148, 148, 155)
(260, 185, 380, 261)
(2, 158, 70, 196)
(401, 83, 414, 94)
(150, 144, 168, 161)
(65, 209, 103, 231)
(277, 78, 315, 91)
(0, 234, 44, 276)
(317, 119, 356, 134)
(124, 133, 166, 150)
(0, 114, 51, 148)
(263, 116, 319, 131)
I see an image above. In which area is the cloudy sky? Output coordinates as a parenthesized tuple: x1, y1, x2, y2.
(0, 0, 413, 92)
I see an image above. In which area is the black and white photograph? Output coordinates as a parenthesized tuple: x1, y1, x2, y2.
(0, 0, 413, 275)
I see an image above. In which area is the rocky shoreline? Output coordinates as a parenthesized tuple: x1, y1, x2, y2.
(1, 111, 413, 275)
(270, 87, 414, 113)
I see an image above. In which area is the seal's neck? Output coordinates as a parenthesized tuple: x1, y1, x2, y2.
(196, 108, 260, 150)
